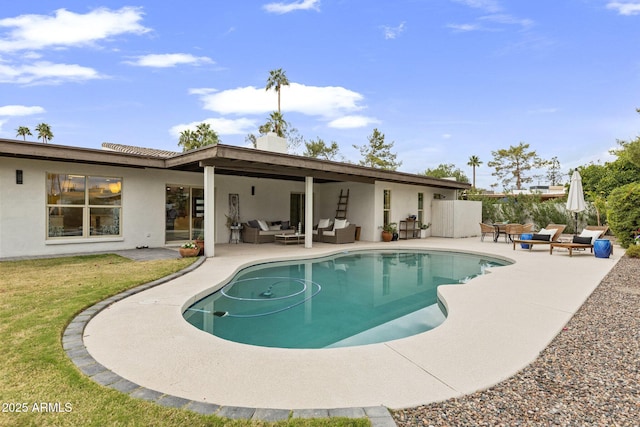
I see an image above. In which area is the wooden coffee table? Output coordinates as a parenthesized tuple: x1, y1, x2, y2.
(275, 233, 304, 245)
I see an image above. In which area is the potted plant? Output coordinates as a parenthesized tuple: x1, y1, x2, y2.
(179, 241, 200, 257)
(379, 222, 397, 242)
(419, 222, 431, 238)
(195, 234, 205, 256)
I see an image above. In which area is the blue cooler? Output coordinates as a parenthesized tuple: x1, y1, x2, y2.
(520, 233, 532, 249)
(594, 239, 612, 258)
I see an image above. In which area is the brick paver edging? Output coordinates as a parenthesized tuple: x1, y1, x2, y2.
(62, 256, 396, 426)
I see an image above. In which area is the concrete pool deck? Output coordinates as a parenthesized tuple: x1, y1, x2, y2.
(80, 237, 621, 413)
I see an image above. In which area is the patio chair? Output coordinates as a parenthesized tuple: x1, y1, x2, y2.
(505, 224, 525, 243)
(479, 223, 495, 242)
(312, 218, 333, 242)
(512, 224, 566, 251)
(549, 226, 609, 257)
(320, 223, 356, 244)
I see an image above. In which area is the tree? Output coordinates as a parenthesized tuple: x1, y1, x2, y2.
(259, 111, 288, 137)
(487, 142, 549, 190)
(467, 155, 482, 188)
(607, 182, 640, 248)
(545, 156, 562, 185)
(303, 138, 340, 160)
(422, 163, 469, 183)
(178, 122, 220, 151)
(16, 126, 32, 141)
(265, 68, 289, 115)
(353, 128, 402, 170)
(35, 123, 53, 143)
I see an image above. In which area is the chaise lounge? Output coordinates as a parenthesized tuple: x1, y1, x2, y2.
(512, 224, 566, 251)
(549, 226, 609, 257)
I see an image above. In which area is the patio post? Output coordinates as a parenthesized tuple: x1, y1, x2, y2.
(305, 176, 313, 248)
(204, 166, 215, 257)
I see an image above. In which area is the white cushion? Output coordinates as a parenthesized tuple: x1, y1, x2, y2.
(318, 218, 331, 229)
(579, 229, 603, 244)
(312, 229, 319, 235)
(323, 230, 336, 236)
(268, 224, 281, 231)
(257, 220, 269, 231)
(333, 218, 348, 230)
(538, 228, 556, 236)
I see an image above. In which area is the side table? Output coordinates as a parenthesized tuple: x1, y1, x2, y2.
(229, 225, 242, 243)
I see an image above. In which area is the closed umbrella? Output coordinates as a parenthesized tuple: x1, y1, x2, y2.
(566, 170, 586, 233)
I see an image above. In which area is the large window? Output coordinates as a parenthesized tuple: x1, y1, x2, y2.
(47, 174, 122, 238)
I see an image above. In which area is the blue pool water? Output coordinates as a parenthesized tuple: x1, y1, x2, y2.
(183, 250, 510, 349)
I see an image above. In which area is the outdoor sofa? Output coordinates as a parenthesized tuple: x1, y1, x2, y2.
(242, 220, 296, 243)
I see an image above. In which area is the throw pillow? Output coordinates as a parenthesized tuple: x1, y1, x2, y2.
(531, 233, 550, 241)
(579, 229, 603, 244)
(333, 218, 347, 230)
(572, 236, 592, 244)
(318, 218, 331, 229)
(257, 220, 269, 231)
(281, 221, 290, 230)
(248, 220, 260, 229)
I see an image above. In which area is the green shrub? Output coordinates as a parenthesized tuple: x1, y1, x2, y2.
(625, 244, 640, 258)
(607, 182, 640, 248)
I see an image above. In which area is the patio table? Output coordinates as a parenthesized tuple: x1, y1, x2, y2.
(274, 233, 305, 245)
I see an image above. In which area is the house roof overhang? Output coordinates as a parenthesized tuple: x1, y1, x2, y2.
(0, 138, 471, 190)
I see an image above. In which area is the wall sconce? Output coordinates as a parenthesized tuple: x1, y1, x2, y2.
(251, 186, 255, 196)
(16, 170, 23, 185)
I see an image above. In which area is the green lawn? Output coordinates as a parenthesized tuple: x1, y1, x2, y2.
(0, 254, 369, 427)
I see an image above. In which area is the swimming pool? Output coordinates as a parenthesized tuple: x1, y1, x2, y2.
(184, 250, 510, 349)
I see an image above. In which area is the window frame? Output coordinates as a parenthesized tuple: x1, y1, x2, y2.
(46, 173, 123, 240)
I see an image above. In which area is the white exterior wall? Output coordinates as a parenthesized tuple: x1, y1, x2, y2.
(373, 182, 457, 241)
(0, 157, 203, 258)
(314, 182, 375, 241)
(213, 175, 305, 242)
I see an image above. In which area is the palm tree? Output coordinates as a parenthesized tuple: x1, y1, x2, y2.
(16, 126, 32, 141)
(35, 123, 53, 144)
(259, 111, 288, 137)
(467, 155, 482, 188)
(265, 68, 289, 114)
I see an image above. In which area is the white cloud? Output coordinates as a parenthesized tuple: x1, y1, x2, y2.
(446, 23, 483, 32)
(450, 0, 502, 13)
(606, 1, 640, 15)
(328, 115, 378, 129)
(381, 22, 406, 39)
(0, 7, 150, 52)
(170, 117, 257, 137)
(195, 82, 366, 118)
(0, 105, 45, 116)
(442, 133, 452, 139)
(480, 14, 534, 30)
(0, 61, 100, 85)
(263, 0, 321, 14)
(0, 61, 101, 85)
(125, 53, 214, 68)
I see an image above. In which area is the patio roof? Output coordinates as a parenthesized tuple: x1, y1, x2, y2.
(0, 138, 470, 190)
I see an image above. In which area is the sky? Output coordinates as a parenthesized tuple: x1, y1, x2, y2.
(1, 0, 640, 190)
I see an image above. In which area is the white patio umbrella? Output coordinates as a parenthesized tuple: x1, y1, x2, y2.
(566, 170, 586, 233)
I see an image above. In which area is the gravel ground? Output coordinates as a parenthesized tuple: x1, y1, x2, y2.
(393, 256, 640, 427)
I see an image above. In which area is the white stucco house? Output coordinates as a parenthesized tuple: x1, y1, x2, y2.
(0, 137, 478, 259)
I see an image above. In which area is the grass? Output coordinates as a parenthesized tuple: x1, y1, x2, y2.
(0, 254, 369, 427)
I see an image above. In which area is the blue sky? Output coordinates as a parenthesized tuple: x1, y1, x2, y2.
(1, 0, 640, 190)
